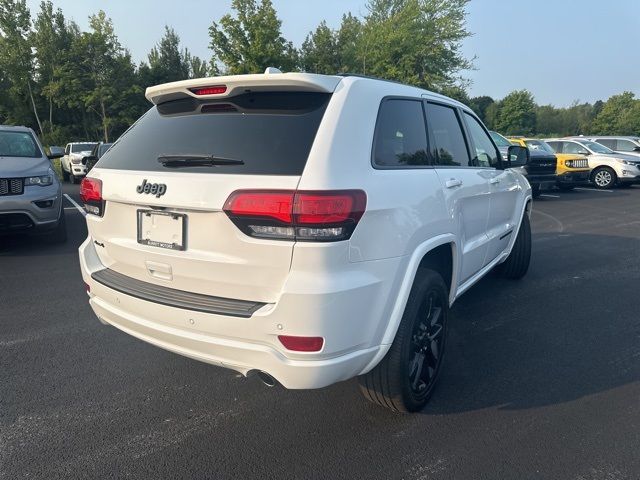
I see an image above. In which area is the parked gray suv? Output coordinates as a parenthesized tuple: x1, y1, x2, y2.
(0, 125, 67, 242)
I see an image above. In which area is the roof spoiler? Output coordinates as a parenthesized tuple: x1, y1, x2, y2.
(145, 70, 341, 105)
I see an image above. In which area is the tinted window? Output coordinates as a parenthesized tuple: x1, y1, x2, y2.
(490, 131, 512, 148)
(98, 143, 112, 158)
(546, 141, 561, 153)
(595, 138, 616, 149)
(563, 142, 589, 155)
(0, 131, 41, 158)
(372, 99, 430, 167)
(615, 139, 637, 152)
(426, 103, 470, 166)
(464, 113, 500, 168)
(98, 92, 331, 175)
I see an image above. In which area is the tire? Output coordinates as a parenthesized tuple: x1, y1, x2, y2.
(358, 269, 449, 413)
(62, 166, 70, 182)
(69, 171, 78, 184)
(531, 184, 541, 198)
(558, 184, 575, 191)
(495, 213, 531, 280)
(45, 210, 67, 244)
(591, 166, 616, 189)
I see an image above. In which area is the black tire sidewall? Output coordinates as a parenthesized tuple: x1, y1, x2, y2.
(398, 270, 449, 412)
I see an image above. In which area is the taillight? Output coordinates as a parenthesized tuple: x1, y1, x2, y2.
(79, 177, 104, 216)
(278, 335, 324, 352)
(223, 190, 366, 242)
(189, 85, 227, 95)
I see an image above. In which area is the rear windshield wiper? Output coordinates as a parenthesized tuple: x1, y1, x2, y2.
(157, 154, 244, 167)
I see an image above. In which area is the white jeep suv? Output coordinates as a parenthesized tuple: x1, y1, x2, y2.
(79, 71, 532, 412)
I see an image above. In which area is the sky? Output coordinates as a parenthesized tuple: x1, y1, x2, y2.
(24, 0, 640, 107)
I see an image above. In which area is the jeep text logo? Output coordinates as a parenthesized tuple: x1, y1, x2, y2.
(136, 179, 167, 197)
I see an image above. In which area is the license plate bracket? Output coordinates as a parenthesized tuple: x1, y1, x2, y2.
(137, 210, 186, 251)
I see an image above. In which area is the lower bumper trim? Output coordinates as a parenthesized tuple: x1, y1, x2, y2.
(91, 268, 266, 318)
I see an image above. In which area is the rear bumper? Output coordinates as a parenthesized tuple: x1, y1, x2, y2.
(557, 170, 590, 185)
(79, 237, 399, 389)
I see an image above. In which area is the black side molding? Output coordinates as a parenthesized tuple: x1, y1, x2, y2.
(499, 230, 514, 241)
(91, 268, 265, 318)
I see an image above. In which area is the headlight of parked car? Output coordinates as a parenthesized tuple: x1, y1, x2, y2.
(25, 175, 53, 186)
(71, 157, 83, 164)
(565, 160, 573, 167)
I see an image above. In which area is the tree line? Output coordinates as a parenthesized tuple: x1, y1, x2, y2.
(469, 90, 640, 138)
(1, 0, 638, 147)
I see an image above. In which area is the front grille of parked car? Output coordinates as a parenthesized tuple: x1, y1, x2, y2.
(0, 178, 24, 196)
(571, 159, 589, 168)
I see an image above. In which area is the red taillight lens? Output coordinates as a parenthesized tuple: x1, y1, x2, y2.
(224, 191, 294, 223)
(189, 85, 227, 95)
(278, 335, 324, 352)
(79, 177, 104, 216)
(294, 192, 366, 225)
(223, 190, 366, 242)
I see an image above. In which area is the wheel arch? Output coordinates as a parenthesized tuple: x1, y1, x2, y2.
(359, 234, 458, 375)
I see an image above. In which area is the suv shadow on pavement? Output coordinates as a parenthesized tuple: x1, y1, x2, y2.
(420, 231, 640, 416)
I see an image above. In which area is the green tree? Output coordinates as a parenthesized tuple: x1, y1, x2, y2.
(31, 1, 77, 134)
(358, 0, 472, 91)
(145, 26, 190, 84)
(0, 0, 42, 132)
(335, 13, 362, 73)
(469, 96, 494, 124)
(208, 0, 297, 74)
(494, 90, 536, 135)
(592, 92, 638, 135)
(300, 21, 338, 74)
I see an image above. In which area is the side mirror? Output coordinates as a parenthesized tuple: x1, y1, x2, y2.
(47, 146, 64, 160)
(507, 145, 529, 167)
(579, 150, 591, 156)
(81, 155, 96, 166)
(633, 146, 640, 152)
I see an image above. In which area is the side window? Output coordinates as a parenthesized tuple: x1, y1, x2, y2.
(372, 99, 430, 168)
(563, 142, 587, 155)
(463, 112, 500, 168)
(596, 138, 616, 149)
(546, 141, 561, 153)
(615, 139, 636, 152)
(426, 103, 470, 167)
(64, 144, 70, 155)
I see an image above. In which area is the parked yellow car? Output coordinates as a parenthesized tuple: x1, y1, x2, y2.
(508, 137, 590, 190)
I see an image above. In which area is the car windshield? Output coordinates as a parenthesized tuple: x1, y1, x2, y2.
(578, 140, 614, 154)
(490, 131, 512, 147)
(71, 143, 97, 153)
(0, 130, 41, 158)
(525, 140, 555, 154)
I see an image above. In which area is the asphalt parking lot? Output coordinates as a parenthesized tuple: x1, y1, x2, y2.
(2, 183, 640, 479)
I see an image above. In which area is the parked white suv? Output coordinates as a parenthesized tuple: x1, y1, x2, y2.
(79, 71, 532, 412)
(61, 142, 97, 183)
(545, 138, 640, 188)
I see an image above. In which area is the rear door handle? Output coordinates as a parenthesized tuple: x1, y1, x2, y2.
(490, 177, 501, 184)
(445, 178, 463, 188)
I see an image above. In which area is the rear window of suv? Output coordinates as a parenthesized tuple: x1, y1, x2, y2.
(98, 92, 331, 175)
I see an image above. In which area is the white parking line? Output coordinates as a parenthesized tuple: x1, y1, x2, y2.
(63, 194, 86, 217)
(540, 194, 560, 198)
(575, 187, 614, 193)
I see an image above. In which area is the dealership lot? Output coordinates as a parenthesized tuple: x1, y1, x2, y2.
(1, 184, 640, 479)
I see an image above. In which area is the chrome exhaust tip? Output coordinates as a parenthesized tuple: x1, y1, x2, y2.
(255, 370, 277, 387)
